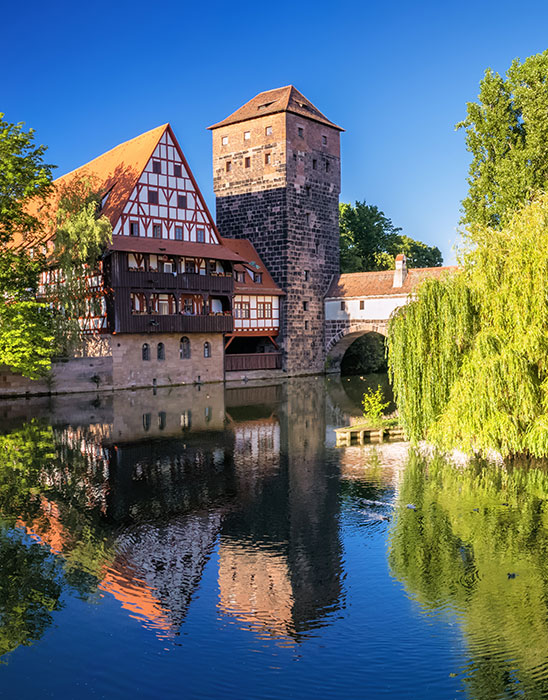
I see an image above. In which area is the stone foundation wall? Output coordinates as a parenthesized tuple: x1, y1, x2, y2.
(111, 332, 224, 389)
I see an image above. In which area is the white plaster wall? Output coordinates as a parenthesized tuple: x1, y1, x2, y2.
(325, 295, 409, 322)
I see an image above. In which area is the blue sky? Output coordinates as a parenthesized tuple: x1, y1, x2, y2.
(4, 0, 548, 264)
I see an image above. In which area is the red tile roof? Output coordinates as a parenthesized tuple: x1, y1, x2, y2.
(326, 266, 458, 299)
(221, 238, 284, 295)
(208, 86, 344, 131)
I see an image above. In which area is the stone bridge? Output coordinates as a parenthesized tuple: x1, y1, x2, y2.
(323, 257, 452, 373)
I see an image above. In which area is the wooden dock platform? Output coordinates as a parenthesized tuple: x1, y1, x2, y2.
(334, 425, 405, 447)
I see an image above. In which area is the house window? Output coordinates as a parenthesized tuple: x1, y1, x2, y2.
(204, 342, 211, 358)
(153, 224, 162, 238)
(130, 221, 139, 236)
(360, 300, 365, 310)
(182, 297, 193, 314)
(178, 194, 187, 208)
(222, 136, 228, 145)
(142, 343, 150, 361)
(152, 160, 161, 174)
(197, 228, 205, 243)
(304, 270, 309, 281)
(298, 127, 304, 138)
(158, 294, 174, 315)
(175, 226, 183, 240)
(226, 161, 232, 172)
(245, 156, 251, 168)
(244, 131, 251, 141)
(265, 125, 272, 136)
(265, 153, 271, 165)
(303, 301, 308, 311)
(185, 259, 196, 274)
(157, 342, 165, 361)
(173, 164, 182, 177)
(340, 301, 345, 311)
(180, 336, 191, 359)
(180, 410, 192, 429)
(234, 301, 250, 319)
(148, 189, 158, 204)
(131, 292, 147, 314)
(257, 302, 272, 318)
(312, 159, 317, 170)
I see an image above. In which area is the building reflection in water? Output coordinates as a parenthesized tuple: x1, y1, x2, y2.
(2, 377, 345, 649)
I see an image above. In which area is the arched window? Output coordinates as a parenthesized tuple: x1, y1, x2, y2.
(142, 343, 150, 361)
(180, 336, 191, 359)
(204, 341, 211, 358)
(157, 342, 165, 361)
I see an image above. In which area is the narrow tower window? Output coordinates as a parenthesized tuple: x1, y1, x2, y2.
(265, 125, 272, 136)
(226, 161, 232, 172)
(298, 127, 304, 138)
(245, 157, 251, 168)
(244, 131, 251, 141)
(265, 153, 271, 165)
(222, 136, 228, 145)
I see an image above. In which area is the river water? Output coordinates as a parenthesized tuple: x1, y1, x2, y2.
(1, 375, 548, 699)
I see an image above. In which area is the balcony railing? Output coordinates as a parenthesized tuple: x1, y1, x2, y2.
(225, 353, 283, 372)
(115, 270, 233, 293)
(116, 313, 234, 334)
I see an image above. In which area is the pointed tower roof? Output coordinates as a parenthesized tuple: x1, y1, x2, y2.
(208, 86, 344, 131)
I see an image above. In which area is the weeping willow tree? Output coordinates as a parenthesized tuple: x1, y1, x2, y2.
(388, 194, 548, 457)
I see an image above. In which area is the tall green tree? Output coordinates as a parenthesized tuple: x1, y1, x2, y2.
(458, 50, 548, 228)
(339, 201, 442, 273)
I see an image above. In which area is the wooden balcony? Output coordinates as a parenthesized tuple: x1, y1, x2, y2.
(225, 353, 283, 372)
(115, 313, 234, 334)
(115, 270, 233, 293)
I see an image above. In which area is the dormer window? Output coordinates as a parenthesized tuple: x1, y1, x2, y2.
(254, 272, 263, 284)
(235, 270, 246, 283)
(152, 160, 161, 174)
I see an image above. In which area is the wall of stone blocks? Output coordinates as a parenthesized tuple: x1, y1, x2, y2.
(111, 332, 225, 389)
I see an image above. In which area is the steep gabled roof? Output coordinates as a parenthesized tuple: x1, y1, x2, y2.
(208, 86, 344, 131)
(326, 266, 458, 299)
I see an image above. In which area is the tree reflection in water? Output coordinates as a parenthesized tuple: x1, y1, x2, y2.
(389, 450, 548, 699)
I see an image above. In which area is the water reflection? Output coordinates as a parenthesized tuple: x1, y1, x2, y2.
(0, 378, 352, 656)
(390, 450, 548, 699)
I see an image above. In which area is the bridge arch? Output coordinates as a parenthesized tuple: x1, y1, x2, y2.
(324, 322, 388, 374)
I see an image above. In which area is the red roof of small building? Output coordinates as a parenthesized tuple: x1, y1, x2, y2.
(221, 238, 284, 295)
(326, 266, 457, 299)
(208, 86, 344, 131)
(111, 236, 247, 262)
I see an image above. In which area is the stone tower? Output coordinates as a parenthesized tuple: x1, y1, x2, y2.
(209, 86, 343, 373)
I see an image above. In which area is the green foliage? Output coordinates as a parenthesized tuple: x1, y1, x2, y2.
(0, 301, 55, 378)
(361, 385, 390, 425)
(389, 193, 548, 457)
(0, 114, 54, 243)
(390, 450, 548, 698)
(45, 176, 112, 355)
(458, 50, 548, 228)
(339, 201, 443, 273)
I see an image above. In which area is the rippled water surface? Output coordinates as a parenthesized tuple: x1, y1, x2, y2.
(1, 375, 548, 698)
